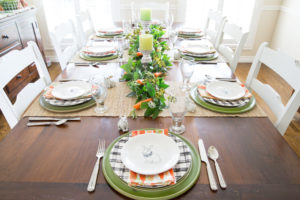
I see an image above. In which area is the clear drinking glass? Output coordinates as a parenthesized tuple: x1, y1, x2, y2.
(180, 56, 195, 91)
(168, 96, 187, 134)
(89, 75, 108, 114)
(114, 35, 125, 64)
(169, 30, 178, 49)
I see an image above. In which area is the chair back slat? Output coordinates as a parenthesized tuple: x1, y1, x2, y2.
(0, 42, 51, 128)
(246, 42, 300, 135)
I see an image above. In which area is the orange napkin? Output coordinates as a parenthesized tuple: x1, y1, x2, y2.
(128, 129, 176, 187)
(197, 84, 252, 100)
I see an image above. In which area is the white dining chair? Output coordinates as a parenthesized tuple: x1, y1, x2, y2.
(76, 10, 95, 47)
(245, 42, 300, 135)
(50, 20, 79, 71)
(215, 23, 249, 73)
(0, 41, 51, 128)
(204, 10, 226, 46)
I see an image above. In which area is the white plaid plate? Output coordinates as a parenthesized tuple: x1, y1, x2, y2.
(44, 97, 92, 107)
(202, 97, 250, 107)
(109, 133, 192, 188)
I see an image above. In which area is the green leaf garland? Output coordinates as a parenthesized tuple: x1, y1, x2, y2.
(121, 24, 171, 119)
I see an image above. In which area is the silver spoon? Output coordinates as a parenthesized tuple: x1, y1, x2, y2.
(205, 74, 237, 82)
(208, 146, 227, 189)
(27, 119, 68, 127)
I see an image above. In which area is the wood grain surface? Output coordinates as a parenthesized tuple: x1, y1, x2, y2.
(0, 117, 300, 199)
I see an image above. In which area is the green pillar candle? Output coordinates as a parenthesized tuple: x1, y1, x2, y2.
(139, 34, 153, 51)
(140, 8, 152, 21)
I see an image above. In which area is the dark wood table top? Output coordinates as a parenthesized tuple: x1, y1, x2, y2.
(0, 63, 300, 199)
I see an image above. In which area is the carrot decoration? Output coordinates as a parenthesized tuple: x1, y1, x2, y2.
(136, 52, 143, 57)
(154, 72, 163, 77)
(136, 79, 144, 85)
(133, 98, 152, 110)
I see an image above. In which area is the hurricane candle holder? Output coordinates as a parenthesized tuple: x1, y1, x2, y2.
(139, 48, 153, 64)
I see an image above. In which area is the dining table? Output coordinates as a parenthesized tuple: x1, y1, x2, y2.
(0, 38, 300, 200)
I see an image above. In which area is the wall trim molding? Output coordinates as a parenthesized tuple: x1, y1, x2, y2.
(262, 5, 281, 11)
(280, 6, 300, 16)
(262, 5, 300, 16)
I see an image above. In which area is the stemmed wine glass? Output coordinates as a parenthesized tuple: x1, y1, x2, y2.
(168, 96, 187, 134)
(180, 56, 195, 91)
(89, 75, 108, 114)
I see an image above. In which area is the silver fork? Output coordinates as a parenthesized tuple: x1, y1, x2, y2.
(87, 140, 105, 192)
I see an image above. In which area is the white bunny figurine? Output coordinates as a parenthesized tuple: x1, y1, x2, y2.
(117, 116, 129, 132)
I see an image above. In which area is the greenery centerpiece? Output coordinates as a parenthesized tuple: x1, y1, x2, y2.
(121, 24, 172, 119)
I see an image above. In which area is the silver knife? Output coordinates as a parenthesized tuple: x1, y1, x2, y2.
(28, 117, 81, 121)
(198, 139, 218, 191)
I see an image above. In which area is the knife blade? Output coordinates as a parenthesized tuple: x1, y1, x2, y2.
(198, 139, 218, 191)
(28, 117, 81, 121)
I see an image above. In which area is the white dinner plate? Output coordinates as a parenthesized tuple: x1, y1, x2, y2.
(82, 45, 116, 57)
(181, 43, 215, 55)
(206, 81, 245, 100)
(97, 28, 123, 35)
(178, 28, 202, 35)
(51, 81, 92, 100)
(121, 134, 180, 175)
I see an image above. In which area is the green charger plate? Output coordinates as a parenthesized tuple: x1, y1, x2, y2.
(190, 86, 256, 114)
(181, 52, 218, 61)
(178, 34, 204, 39)
(79, 52, 118, 61)
(95, 33, 123, 38)
(102, 132, 201, 200)
(39, 96, 95, 113)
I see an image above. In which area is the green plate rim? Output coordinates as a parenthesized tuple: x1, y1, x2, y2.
(39, 95, 96, 113)
(190, 86, 256, 114)
(79, 52, 118, 61)
(102, 131, 201, 200)
(181, 52, 218, 61)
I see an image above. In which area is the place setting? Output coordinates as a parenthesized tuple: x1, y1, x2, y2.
(95, 27, 124, 39)
(190, 78, 256, 114)
(78, 38, 125, 62)
(179, 40, 218, 61)
(100, 128, 201, 199)
(177, 27, 204, 39)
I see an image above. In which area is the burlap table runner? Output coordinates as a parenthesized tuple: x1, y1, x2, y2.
(23, 82, 266, 118)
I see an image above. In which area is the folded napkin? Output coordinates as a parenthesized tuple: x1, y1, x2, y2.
(197, 84, 252, 100)
(128, 129, 176, 187)
(43, 82, 92, 100)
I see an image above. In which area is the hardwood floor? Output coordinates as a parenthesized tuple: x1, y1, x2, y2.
(0, 63, 299, 157)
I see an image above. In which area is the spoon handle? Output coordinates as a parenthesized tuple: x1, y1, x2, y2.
(215, 161, 227, 189)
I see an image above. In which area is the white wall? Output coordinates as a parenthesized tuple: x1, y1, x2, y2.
(271, 0, 300, 61)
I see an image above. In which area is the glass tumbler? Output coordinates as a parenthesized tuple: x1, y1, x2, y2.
(168, 96, 187, 134)
(89, 75, 108, 114)
(180, 56, 195, 91)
